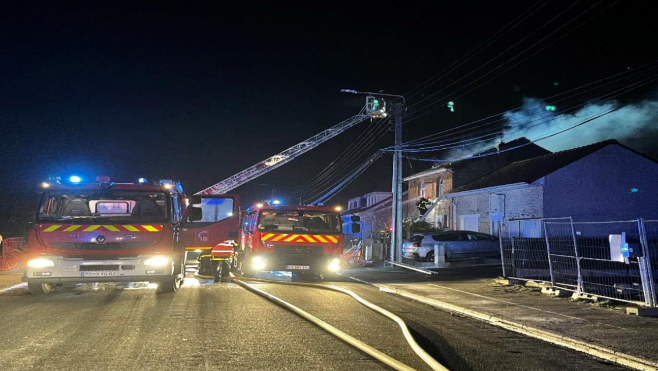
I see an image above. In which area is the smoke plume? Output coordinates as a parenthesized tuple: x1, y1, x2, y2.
(500, 97, 658, 155)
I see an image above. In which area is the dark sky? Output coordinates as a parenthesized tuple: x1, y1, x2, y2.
(1, 0, 656, 208)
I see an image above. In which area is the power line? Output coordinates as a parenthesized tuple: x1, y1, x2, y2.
(404, 0, 551, 100)
(395, 60, 658, 149)
(403, 0, 615, 124)
(297, 119, 391, 200)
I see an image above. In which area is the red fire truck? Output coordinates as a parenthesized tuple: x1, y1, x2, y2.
(235, 204, 357, 278)
(23, 176, 238, 295)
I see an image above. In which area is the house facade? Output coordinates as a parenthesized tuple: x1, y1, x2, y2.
(446, 140, 658, 236)
(404, 138, 550, 228)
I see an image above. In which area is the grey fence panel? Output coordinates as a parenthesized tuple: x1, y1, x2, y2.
(499, 218, 570, 283)
(546, 220, 647, 305)
(641, 220, 658, 306)
(544, 221, 581, 291)
(500, 218, 653, 306)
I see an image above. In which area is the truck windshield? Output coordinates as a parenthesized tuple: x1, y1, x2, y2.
(257, 210, 341, 234)
(38, 190, 169, 223)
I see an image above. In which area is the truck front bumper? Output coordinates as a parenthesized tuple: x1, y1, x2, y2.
(23, 255, 176, 284)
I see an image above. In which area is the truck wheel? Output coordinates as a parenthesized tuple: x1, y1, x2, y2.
(158, 260, 183, 293)
(157, 276, 181, 293)
(28, 282, 53, 295)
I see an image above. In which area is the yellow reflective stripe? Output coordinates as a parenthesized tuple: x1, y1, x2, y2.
(326, 235, 338, 243)
(142, 225, 159, 232)
(84, 225, 101, 232)
(103, 225, 120, 232)
(284, 234, 299, 242)
(272, 234, 287, 241)
(123, 225, 140, 232)
(185, 246, 213, 250)
(63, 225, 81, 232)
(43, 225, 62, 232)
(313, 235, 327, 243)
(302, 234, 316, 243)
(261, 233, 274, 241)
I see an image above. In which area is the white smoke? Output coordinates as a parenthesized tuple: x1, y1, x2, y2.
(500, 97, 658, 153)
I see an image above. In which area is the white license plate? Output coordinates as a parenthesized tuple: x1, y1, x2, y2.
(286, 265, 310, 270)
(80, 271, 119, 277)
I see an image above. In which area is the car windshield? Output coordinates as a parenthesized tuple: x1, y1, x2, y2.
(257, 210, 341, 234)
(38, 190, 169, 223)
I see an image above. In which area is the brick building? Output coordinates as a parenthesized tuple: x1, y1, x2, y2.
(404, 138, 550, 228)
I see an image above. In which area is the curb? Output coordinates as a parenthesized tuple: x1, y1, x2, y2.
(350, 277, 658, 371)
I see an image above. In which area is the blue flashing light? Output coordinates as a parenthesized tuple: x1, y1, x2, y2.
(138, 178, 148, 184)
(69, 175, 82, 184)
(631, 188, 639, 193)
(272, 199, 281, 205)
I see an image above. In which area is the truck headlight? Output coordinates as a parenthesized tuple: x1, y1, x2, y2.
(144, 256, 170, 267)
(328, 258, 341, 272)
(27, 258, 55, 268)
(251, 256, 266, 270)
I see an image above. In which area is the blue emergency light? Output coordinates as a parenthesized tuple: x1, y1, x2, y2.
(272, 199, 281, 205)
(69, 175, 82, 184)
(138, 178, 148, 184)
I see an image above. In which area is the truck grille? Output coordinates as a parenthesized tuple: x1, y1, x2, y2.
(50, 242, 151, 250)
(79, 265, 121, 271)
(273, 245, 324, 265)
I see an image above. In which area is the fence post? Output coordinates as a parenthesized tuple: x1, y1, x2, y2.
(569, 217, 584, 295)
(543, 220, 556, 286)
(638, 218, 657, 307)
(498, 221, 507, 277)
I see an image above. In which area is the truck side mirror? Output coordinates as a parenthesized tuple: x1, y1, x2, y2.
(188, 206, 203, 222)
(351, 223, 361, 234)
(190, 195, 202, 206)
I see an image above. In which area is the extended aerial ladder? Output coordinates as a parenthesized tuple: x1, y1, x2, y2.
(195, 96, 387, 196)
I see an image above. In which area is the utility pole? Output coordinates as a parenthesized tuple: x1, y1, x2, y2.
(339, 89, 405, 262)
(391, 102, 404, 262)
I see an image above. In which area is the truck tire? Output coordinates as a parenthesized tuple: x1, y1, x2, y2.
(28, 282, 53, 295)
(158, 259, 183, 293)
(157, 276, 182, 293)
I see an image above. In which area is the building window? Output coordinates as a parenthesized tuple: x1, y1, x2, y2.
(437, 179, 443, 197)
(420, 181, 426, 198)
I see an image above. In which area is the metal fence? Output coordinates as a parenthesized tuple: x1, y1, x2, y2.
(499, 218, 658, 307)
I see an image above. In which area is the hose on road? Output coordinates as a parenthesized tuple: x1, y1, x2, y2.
(234, 276, 449, 371)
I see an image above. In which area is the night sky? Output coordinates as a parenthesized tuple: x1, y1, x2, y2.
(1, 0, 656, 209)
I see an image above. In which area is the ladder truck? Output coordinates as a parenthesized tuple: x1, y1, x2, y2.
(189, 96, 387, 279)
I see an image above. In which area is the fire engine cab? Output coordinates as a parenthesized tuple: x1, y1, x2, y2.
(23, 176, 239, 295)
(235, 204, 352, 278)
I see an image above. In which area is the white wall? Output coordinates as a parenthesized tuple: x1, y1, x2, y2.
(449, 185, 544, 234)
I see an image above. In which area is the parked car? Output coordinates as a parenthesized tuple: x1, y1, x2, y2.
(402, 231, 499, 261)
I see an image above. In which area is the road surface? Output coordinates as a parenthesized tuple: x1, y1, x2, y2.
(0, 273, 626, 371)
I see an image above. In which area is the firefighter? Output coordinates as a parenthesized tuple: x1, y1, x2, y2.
(416, 197, 432, 215)
(210, 241, 238, 282)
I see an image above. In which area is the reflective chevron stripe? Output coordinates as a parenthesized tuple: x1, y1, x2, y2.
(259, 233, 340, 243)
(42, 224, 164, 232)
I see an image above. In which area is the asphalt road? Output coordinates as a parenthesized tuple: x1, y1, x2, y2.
(0, 273, 628, 371)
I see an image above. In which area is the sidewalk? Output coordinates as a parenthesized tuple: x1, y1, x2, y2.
(345, 265, 658, 366)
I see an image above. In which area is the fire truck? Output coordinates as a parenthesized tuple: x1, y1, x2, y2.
(22, 96, 384, 292)
(235, 204, 358, 278)
(23, 176, 238, 295)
